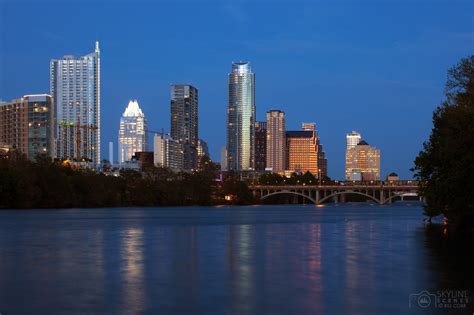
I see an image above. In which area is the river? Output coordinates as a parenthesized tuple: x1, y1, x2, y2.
(0, 202, 472, 314)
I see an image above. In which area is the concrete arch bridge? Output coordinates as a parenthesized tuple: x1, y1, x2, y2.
(249, 184, 420, 205)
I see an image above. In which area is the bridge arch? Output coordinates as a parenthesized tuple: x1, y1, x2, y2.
(382, 192, 419, 204)
(318, 191, 381, 204)
(260, 190, 317, 204)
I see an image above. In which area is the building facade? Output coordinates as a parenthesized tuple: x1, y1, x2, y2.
(153, 133, 183, 171)
(346, 131, 361, 150)
(286, 123, 327, 178)
(220, 146, 228, 171)
(197, 139, 209, 159)
(227, 61, 255, 171)
(266, 110, 285, 173)
(50, 41, 100, 164)
(0, 94, 54, 160)
(118, 100, 148, 163)
(254, 121, 267, 171)
(171, 84, 198, 170)
(345, 140, 380, 181)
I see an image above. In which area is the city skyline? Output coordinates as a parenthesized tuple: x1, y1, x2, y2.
(1, 2, 472, 178)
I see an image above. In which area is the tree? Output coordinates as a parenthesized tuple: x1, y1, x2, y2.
(413, 56, 474, 225)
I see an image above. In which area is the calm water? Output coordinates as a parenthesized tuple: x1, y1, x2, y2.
(0, 203, 472, 315)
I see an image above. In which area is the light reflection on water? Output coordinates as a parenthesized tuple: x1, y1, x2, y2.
(0, 203, 472, 314)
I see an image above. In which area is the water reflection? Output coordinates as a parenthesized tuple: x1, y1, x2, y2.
(0, 204, 471, 314)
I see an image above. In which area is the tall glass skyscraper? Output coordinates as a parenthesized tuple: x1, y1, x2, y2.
(118, 100, 148, 163)
(171, 84, 198, 170)
(227, 61, 255, 171)
(50, 41, 100, 164)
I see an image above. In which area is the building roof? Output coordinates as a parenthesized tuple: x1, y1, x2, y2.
(123, 100, 144, 117)
(286, 130, 314, 138)
(388, 172, 398, 176)
(357, 140, 369, 146)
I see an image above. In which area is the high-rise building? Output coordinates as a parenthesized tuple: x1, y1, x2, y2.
(108, 142, 113, 164)
(221, 146, 228, 171)
(266, 110, 286, 173)
(346, 131, 361, 150)
(255, 121, 267, 171)
(286, 123, 327, 178)
(197, 139, 209, 159)
(50, 41, 100, 164)
(153, 133, 183, 171)
(227, 61, 255, 171)
(0, 94, 54, 160)
(345, 140, 380, 181)
(171, 84, 198, 170)
(118, 100, 148, 163)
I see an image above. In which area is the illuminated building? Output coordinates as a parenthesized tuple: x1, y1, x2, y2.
(0, 94, 54, 160)
(50, 41, 100, 164)
(118, 100, 148, 163)
(286, 123, 327, 178)
(345, 140, 380, 180)
(197, 139, 209, 159)
(153, 133, 183, 171)
(266, 110, 285, 173)
(255, 121, 267, 171)
(346, 131, 361, 150)
(171, 84, 198, 170)
(221, 146, 228, 171)
(227, 61, 255, 171)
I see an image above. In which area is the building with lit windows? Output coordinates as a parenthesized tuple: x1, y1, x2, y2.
(345, 140, 380, 181)
(0, 94, 54, 160)
(118, 100, 148, 163)
(346, 131, 361, 150)
(266, 110, 285, 173)
(227, 61, 255, 171)
(255, 121, 267, 171)
(286, 123, 327, 178)
(171, 84, 198, 170)
(50, 41, 100, 164)
(197, 139, 209, 159)
(153, 133, 183, 171)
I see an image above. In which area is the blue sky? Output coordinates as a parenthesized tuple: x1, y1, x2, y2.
(1, 0, 472, 179)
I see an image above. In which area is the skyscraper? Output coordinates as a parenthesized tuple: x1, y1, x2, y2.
(254, 121, 267, 171)
(108, 141, 113, 163)
(118, 100, 148, 163)
(0, 94, 54, 160)
(50, 41, 100, 164)
(346, 131, 361, 150)
(286, 123, 327, 178)
(227, 61, 255, 171)
(345, 140, 380, 180)
(197, 139, 209, 159)
(171, 84, 198, 170)
(153, 133, 183, 171)
(266, 110, 286, 173)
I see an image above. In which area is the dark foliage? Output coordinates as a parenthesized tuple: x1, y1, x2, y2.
(413, 56, 474, 225)
(0, 154, 222, 208)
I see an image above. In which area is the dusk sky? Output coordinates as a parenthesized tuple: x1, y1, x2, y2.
(1, 0, 472, 179)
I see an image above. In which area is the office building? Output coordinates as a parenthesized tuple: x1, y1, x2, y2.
(0, 94, 54, 160)
(346, 131, 361, 150)
(197, 139, 209, 159)
(118, 100, 148, 163)
(286, 123, 327, 178)
(153, 133, 183, 171)
(108, 141, 113, 163)
(266, 110, 285, 173)
(227, 61, 255, 171)
(171, 84, 198, 170)
(221, 146, 228, 171)
(50, 41, 100, 164)
(345, 140, 380, 181)
(255, 121, 267, 171)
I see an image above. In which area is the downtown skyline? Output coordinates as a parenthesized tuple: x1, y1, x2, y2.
(1, 2, 472, 179)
